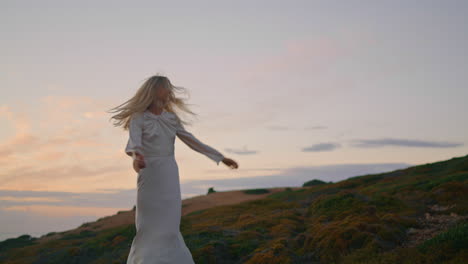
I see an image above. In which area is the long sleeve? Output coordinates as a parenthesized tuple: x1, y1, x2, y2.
(175, 121, 225, 166)
(125, 113, 144, 159)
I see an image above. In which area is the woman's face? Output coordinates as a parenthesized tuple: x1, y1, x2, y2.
(155, 87, 170, 100)
(154, 87, 170, 107)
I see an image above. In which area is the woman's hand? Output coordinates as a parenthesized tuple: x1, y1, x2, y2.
(221, 157, 238, 169)
(133, 152, 146, 173)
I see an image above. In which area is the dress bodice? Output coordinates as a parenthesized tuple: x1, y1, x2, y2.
(125, 109, 224, 165)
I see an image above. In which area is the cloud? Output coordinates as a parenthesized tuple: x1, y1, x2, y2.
(304, 125, 328, 130)
(0, 96, 131, 192)
(0, 188, 135, 241)
(302, 142, 342, 152)
(0, 196, 63, 202)
(0, 106, 39, 157)
(2, 204, 126, 218)
(181, 162, 413, 196)
(0, 188, 134, 209)
(0, 96, 108, 155)
(266, 125, 290, 131)
(350, 138, 464, 148)
(225, 30, 373, 122)
(0, 163, 129, 189)
(266, 125, 328, 131)
(242, 36, 347, 83)
(224, 146, 258, 155)
(0, 208, 99, 242)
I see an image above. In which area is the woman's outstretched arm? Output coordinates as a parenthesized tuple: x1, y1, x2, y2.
(175, 122, 225, 165)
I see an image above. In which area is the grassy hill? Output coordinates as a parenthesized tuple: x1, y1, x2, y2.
(1, 154, 467, 263)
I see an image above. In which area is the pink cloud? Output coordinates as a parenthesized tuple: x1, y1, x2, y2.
(0, 96, 134, 193)
(3, 204, 128, 218)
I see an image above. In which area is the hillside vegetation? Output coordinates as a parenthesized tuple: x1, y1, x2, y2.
(1, 154, 467, 263)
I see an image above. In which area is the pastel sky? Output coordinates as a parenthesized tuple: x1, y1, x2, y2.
(1, 0, 467, 240)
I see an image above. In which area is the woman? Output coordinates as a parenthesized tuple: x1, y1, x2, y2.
(109, 75, 239, 263)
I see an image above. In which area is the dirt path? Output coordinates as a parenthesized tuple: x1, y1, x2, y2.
(181, 187, 302, 216)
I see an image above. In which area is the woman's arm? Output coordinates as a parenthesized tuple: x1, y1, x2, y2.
(125, 113, 144, 161)
(125, 113, 146, 172)
(175, 121, 225, 165)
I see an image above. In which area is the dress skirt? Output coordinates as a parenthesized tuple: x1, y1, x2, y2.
(126, 154, 195, 264)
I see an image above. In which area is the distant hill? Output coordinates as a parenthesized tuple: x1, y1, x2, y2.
(1, 154, 467, 263)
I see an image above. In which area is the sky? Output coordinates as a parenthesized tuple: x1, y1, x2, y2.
(1, 0, 467, 241)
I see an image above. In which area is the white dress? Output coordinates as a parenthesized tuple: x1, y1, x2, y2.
(125, 109, 224, 264)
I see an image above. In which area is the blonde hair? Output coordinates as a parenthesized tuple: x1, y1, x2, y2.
(108, 74, 196, 130)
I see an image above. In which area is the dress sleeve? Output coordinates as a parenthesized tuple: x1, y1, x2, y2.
(125, 113, 143, 159)
(175, 120, 225, 166)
